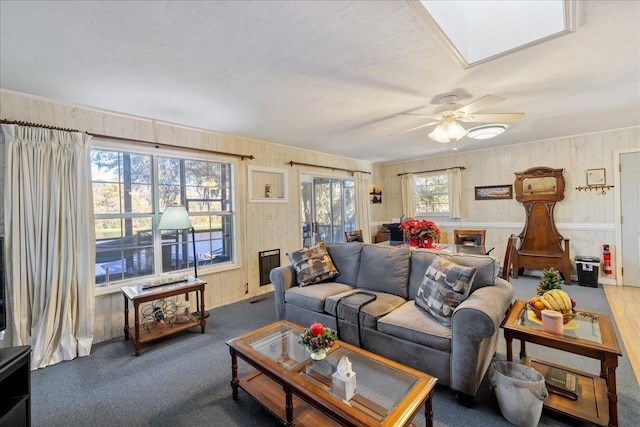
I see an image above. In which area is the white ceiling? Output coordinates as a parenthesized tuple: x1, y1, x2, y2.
(1, 1, 639, 163)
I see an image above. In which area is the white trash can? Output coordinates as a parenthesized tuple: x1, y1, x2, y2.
(490, 361, 548, 427)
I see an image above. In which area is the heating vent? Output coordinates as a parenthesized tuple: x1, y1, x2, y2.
(259, 249, 280, 286)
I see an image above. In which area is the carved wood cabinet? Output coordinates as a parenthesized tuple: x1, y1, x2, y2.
(511, 166, 572, 282)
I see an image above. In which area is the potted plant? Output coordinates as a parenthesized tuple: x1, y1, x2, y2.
(398, 219, 441, 248)
(537, 267, 563, 296)
(299, 322, 338, 360)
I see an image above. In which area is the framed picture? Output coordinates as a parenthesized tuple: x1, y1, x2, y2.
(586, 168, 606, 186)
(475, 185, 513, 200)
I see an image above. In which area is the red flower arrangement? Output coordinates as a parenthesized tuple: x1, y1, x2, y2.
(398, 219, 441, 240)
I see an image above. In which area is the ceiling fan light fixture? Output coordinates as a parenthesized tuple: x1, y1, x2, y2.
(467, 124, 507, 140)
(428, 118, 468, 143)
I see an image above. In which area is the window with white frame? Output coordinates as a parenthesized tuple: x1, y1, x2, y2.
(91, 145, 235, 286)
(414, 172, 449, 215)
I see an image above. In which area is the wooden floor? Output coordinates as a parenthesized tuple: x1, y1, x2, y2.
(603, 284, 640, 386)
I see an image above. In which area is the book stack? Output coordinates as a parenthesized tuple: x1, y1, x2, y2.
(545, 366, 579, 400)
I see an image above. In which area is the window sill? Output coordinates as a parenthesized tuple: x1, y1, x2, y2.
(94, 262, 241, 297)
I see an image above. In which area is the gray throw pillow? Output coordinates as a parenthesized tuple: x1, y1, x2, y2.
(415, 255, 477, 326)
(286, 241, 340, 287)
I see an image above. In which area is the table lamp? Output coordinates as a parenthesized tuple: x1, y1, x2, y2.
(157, 205, 208, 319)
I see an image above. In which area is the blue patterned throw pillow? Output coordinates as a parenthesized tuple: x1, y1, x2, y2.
(286, 241, 340, 287)
(415, 255, 477, 326)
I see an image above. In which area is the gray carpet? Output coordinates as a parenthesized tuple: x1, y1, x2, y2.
(31, 276, 639, 426)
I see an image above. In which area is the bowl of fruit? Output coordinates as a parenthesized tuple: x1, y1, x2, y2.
(528, 290, 576, 324)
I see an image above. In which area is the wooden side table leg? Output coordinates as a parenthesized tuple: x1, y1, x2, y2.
(123, 294, 130, 340)
(230, 348, 239, 401)
(133, 301, 141, 356)
(505, 335, 513, 362)
(604, 355, 619, 427)
(199, 286, 206, 333)
(425, 388, 434, 427)
(519, 340, 526, 360)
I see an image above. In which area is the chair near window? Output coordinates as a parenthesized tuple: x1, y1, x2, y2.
(344, 230, 364, 243)
(501, 234, 517, 281)
(453, 229, 486, 247)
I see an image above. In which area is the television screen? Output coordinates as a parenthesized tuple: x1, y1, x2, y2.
(0, 236, 5, 333)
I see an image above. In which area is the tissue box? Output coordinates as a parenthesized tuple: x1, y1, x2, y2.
(331, 371, 356, 401)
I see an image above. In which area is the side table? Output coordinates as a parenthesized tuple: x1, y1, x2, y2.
(122, 276, 206, 356)
(501, 299, 622, 426)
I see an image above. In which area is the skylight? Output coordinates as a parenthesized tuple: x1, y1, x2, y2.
(410, 0, 575, 68)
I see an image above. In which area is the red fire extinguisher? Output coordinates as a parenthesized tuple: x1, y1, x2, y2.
(603, 244, 612, 275)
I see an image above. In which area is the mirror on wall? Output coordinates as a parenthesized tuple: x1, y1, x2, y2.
(522, 176, 557, 195)
(248, 166, 288, 202)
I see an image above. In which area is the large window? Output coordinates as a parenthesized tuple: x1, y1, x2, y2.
(414, 172, 449, 215)
(91, 147, 235, 286)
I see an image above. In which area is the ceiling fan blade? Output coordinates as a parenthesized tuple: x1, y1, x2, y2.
(398, 113, 439, 119)
(391, 121, 440, 136)
(460, 113, 525, 123)
(455, 95, 505, 116)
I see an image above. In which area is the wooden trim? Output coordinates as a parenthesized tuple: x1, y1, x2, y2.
(0, 119, 255, 160)
(397, 166, 465, 176)
(288, 161, 371, 175)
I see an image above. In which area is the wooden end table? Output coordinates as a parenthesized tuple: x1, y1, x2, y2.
(122, 276, 206, 356)
(501, 300, 622, 426)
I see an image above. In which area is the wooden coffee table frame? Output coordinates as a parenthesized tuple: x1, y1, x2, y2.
(227, 320, 437, 427)
(502, 300, 622, 427)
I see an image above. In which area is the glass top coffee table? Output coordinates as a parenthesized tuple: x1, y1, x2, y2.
(501, 300, 622, 426)
(226, 320, 438, 426)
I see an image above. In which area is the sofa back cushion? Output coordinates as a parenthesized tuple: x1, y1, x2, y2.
(408, 251, 440, 299)
(326, 242, 363, 286)
(356, 244, 410, 298)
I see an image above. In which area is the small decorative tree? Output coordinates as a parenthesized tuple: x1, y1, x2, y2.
(537, 267, 563, 296)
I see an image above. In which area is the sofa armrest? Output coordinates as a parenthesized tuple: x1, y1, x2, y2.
(270, 265, 298, 319)
(450, 278, 514, 396)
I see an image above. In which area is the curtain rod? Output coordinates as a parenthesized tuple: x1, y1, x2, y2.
(397, 166, 466, 176)
(0, 119, 256, 160)
(288, 160, 371, 175)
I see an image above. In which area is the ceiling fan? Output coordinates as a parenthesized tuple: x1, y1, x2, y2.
(394, 94, 524, 143)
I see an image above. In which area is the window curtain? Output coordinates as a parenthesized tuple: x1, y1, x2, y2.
(2, 124, 95, 369)
(401, 174, 415, 218)
(354, 172, 371, 243)
(447, 167, 462, 219)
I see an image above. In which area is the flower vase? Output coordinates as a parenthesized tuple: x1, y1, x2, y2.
(306, 347, 327, 360)
(408, 237, 419, 247)
(419, 237, 434, 249)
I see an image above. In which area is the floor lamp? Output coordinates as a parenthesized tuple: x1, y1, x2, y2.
(157, 205, 209, 319)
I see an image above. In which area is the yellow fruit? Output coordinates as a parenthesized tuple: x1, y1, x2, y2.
(534, 301, 546, 311)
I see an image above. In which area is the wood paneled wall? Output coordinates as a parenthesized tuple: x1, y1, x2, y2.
(0, 90, 372, 343)
(373, 127, 640, 284)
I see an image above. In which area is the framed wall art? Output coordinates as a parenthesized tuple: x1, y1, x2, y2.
(586, 168, 606, 186)
(475, 185, 513, 200)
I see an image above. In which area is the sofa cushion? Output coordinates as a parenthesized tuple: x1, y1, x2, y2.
(326, 242, 363, 286)
(415, 255, 477, 326)
(377, 301, 452, 353)
(286, 241, 340, 287)
(356, 244, 410, 298)
(439, 253, 499, 293)
(408, 250, 440, 300)
(325, 289, 407, 330)
(285, 282, 355, 313)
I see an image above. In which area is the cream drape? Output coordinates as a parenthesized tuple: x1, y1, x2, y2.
(447, 167, 462, 219)
(354, 172, 372, 243)
(2, 124, 95, 369)
(401, 174, 415, 218)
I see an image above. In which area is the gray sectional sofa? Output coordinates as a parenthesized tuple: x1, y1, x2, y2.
(270, 242, 514, 402)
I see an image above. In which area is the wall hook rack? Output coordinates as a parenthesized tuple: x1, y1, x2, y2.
(575, 184, 614, 194)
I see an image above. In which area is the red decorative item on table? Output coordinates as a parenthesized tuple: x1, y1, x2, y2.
(399, 219, 440, 248)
